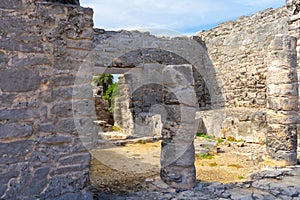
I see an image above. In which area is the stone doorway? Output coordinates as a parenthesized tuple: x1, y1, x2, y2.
(78, 30, 223, 194)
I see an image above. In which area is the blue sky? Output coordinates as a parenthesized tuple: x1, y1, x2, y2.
(81, 0, 284, 35)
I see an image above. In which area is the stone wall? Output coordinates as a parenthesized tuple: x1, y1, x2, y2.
(94, 30, 213, 137)
(0, 1, 94, 199)
(287, 0, 300, 135)
(197, 7, 289, 142)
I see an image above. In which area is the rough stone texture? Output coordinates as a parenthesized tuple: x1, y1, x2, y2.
(114, 75, 135, 135)
(287, 0, 300, 156)
(1, 0, 300, 198)
(197, 7, 289, 142)
(0, 1, 94, 199)
(95, 30, 215, 138)
(160, 64, 198, 189)
(95, 159, 300, 199)
(266, 34, 298, 165)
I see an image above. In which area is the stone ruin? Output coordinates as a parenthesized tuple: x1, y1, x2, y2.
(0, 0, 300, 199)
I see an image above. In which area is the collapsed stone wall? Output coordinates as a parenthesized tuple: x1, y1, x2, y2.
(197, 7, 289, 143)
(0, 1, 95, 199)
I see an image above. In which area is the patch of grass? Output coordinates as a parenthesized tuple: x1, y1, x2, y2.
(138, 140, 146, 144)
(217, 138, 224, 143)
(201, 145, 210, 150)
(132, 154, 140, 157)
(228, 164, 243, 169)
(226, 136, 244, 142)
(112, 126, 121, 131)
(238, 175, 244, 179)
(196, 133, 211, 139)
(226, 136, 236, 142)
(196, 153, 213, 159)
(209, 162, 218, 167)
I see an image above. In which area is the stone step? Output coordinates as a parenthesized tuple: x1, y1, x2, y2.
(194, 139, 218, 155)
(98, 131, 128, 140)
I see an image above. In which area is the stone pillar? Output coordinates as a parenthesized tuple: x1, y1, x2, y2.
(160, 64, 197, 189)
(266, 34, 298, 165)
(287, 0, 300, 159)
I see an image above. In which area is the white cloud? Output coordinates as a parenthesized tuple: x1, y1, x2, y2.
(80, 0, 285, 34)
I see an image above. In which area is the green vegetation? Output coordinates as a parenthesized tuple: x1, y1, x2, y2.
(226, 136, 244, 142)
(92, 74, 119, 112)
(103, 82, 119, 112)
(112, 126, 121, 131)
(196, 133, 212, 139)
(217, 138, 224, 143)
(196, 153, 213, 159)
(92, 74, 113, 91)
(238, 175, 244, 179)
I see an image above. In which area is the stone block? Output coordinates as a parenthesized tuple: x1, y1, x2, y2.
(59, 153, 90, 165)
(50, 102, 73, 117)
(267, 83, 298, 97)
(133, 113, 162, 137)
(38, 123, 56, 133)
(51, 164, 89, 176)
(22, 167, 50, 196)
(267, 111, 299, 125)
(51, 87, 73, 101)
(0, 108, 39, 120)
(269, 35, 297, 52)
(66, 39, 93, 50)
(267, 66, 297, 84)
(268, 51, 297, 68)
(72, 84, 93, 100)
(0, 140, 33, 164)
(73, 100, 95, 116)
(0, 94, 16, 109)
(56, 118, 77, 134)
(162, 64, 194, 89)
(0, 0, 22, 9)
(0, 124, 33, 139)
(39, 135, 72, 145)
(51, 76, 76, 87)
(0, 69, 41, 92)
(44, 172, 89, 199)
(160, 164, 196, 189)
(267, 96, 298, 111)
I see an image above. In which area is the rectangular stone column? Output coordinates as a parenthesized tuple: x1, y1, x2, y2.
(160, 64, 198, 189)
(266, 34, 298, 165)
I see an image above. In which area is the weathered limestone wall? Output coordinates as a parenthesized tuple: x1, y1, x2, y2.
(266, 34, 298, 165)
(197, 7, 289, 142)
(114, 75, 134, 135)
(0, 1, 95, 199)
(285, 0, 300, 158)
(160, 64, 198, 189)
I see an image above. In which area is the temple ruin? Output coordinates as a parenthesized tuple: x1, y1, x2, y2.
(0, 0, 300, 199)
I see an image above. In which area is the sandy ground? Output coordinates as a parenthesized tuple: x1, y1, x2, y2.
(90, 138, 267, 194)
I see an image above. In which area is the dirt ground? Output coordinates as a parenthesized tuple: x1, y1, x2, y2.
(90, 138, 267, 195)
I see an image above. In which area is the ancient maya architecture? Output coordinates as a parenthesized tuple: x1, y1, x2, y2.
(0, 0, 300, 199)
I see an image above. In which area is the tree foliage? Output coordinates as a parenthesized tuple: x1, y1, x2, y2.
(103, 82, 119, 112)
(92, 74, 113, 92)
